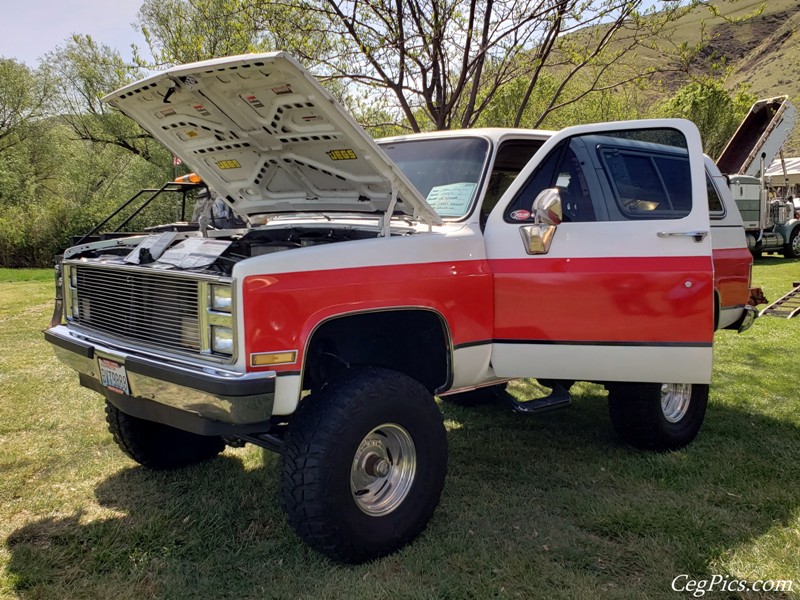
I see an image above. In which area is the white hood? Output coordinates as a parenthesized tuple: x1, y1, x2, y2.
(103, 52, 441, 225)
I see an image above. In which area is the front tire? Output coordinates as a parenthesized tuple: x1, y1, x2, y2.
(280, 367, 447, 563)
(105, 401, 225, 469)
(607, 383, 708, 451)
(783, 227, 800, 258)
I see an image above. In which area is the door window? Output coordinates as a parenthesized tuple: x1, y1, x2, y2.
(599, 148, 692, 219)
(501, 128, 699, 224)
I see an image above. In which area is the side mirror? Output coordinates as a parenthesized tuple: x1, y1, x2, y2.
(533, 188, 563, 225)
(519, 188, 562, 255)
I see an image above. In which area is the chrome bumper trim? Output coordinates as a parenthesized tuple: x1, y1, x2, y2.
(45, 325, 275, 428)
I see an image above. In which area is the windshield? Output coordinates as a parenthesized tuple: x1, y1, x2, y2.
(380, 137, 490, 219)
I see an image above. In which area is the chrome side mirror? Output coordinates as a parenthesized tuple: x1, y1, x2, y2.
(533, 188, 563, 225)
(519, 188, 562, 255)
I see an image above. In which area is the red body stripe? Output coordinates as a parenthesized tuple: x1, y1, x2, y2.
(491, 256, 714, 343)
(712, 247, 752, 307)
(242, 261, 494, 372)
(242, 254, 745, 372)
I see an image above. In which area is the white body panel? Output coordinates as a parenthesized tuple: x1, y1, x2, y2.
(231, 220, 481, 279)
(491, 345, 713, 385)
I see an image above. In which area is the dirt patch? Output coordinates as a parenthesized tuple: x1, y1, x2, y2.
(666, 8, 797, 86)
(704, 9, 796, 67)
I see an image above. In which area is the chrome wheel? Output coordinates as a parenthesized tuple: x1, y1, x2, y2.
(351, 423, 416, 516)
(282, 368, 447, 563)
(660, 383, 692, 423)
(792, 232, 800, 257)
(609, 382, 708, 451)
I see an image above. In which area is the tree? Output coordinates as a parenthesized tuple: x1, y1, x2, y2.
(44, 36, 167, 164)
(0, 58, 50, 154)
(475, 69, 649, 130)
(655, 76, 756, 157)
(131, 0, 760, 136)
(0, 114, 175, 267)
(280, 0, 719, 132)
(135, 0, 325, 67)
(0, 40, 181, 267)
(136, 0, 272, 66)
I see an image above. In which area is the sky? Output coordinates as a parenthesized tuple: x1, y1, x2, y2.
(0, 0, 669, 68)
(0, 0, 146, 66)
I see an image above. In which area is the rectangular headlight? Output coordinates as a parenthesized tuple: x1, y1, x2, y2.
(211, 325, 233, 354)
(62, 265, 78, 319)
(210, 285, 232, 313)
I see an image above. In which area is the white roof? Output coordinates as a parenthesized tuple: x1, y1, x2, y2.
(765, 156, 800, 177)
(379, 127, 556, 144)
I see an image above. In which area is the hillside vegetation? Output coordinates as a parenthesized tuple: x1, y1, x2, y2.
(643, 0, 800, 153)
(2, 0, 800, 268)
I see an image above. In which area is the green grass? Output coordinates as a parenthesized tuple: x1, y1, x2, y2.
(1, 264, 800, 599)
(0, 269, 54, 283)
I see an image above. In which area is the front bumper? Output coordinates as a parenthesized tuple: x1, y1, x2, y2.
(45, 325, 276, 436)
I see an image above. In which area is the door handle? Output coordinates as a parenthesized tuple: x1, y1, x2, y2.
(657, 230, 708, 242)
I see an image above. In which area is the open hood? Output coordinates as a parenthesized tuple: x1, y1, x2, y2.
(103, 52, 441, 225)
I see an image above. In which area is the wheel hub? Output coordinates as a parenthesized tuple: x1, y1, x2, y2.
(351, 423, 416, 516)
(660, 383, 692, 423)
(361, 453, 390, 477)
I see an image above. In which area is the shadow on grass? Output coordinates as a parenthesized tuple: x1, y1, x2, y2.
(751, 256, 800, 268)
(6, 387, 800, 599)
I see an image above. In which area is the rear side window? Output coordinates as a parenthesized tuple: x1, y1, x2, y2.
(706, 174, 726, 217)
(599, 148, 691, 219)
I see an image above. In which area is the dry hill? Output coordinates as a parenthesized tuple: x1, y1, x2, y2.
(644, 0, 800, 152)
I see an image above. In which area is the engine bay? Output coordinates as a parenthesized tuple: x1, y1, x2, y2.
(65, 224, 408, 276)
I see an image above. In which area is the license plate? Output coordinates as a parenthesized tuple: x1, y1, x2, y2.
(98, 358, 130, 396)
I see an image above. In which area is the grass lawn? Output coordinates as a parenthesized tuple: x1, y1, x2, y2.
(1, 262, 799, 599)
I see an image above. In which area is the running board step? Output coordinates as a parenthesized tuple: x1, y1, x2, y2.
(760, 281, 800, 319)
(504, 382, 573, 414)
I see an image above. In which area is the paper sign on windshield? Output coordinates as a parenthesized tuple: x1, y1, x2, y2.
(425, 183, 477, 217)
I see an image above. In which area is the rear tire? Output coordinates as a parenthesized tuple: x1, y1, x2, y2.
(105, 401, 225, 469)
(607, 383, 708, 451)
(280, 367, 447, 563)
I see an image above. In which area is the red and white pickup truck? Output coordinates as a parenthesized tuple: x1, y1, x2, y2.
(45, 53, 758, 563)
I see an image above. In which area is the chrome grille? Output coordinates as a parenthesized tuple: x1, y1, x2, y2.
(73, 266, 202, 354)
